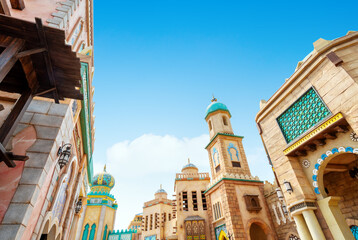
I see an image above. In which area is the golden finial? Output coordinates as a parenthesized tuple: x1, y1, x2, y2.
(211, 94, 217, 102)
(160, 184, 162, 189)
(188, 158, 190, 164)
(104, 164, 107, 172)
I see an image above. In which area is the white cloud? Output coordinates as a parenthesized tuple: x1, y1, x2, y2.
(94, 134, 211, 230)
(93, 134, 274, 231)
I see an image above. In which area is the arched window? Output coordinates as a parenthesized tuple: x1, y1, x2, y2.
(102, 225, 108, 240)
(251, 198, 258, 207)
(222, 116, 228, 126)
(209, 120, 212, 131)
(213, 148, 219, 166)
(89, 224, 96, 240)
(82, 224, 89, 240)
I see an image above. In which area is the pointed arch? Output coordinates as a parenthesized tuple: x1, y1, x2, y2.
(82, 224, 89, 240)
(89, 223, 96, 240)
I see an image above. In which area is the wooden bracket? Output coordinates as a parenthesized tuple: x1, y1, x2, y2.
(10, 0, 25, 10)
(16, 48, 46, 58)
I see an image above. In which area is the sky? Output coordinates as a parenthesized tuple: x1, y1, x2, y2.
(91, 0, 358, 230)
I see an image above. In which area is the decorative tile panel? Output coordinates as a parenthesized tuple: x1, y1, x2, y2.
(277, 88, 331, 143)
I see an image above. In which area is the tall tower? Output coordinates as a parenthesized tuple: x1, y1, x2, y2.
(205, 98, 251, 180)
(78, 166, 118, 240)
(204, 99, 277, 240)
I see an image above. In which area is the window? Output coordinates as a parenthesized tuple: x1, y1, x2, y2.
(183, 192, 188, 211)
(209, 120, 212, 131)
(90, 198, 102, 204)
(163, 212, 166, 222)
(150, 214, 153, 230)
(213, 202, 223, 220)
(244, 195, 262, 212)
(168, 213, 171, 221)
(201, 191, 207, 210)
(145, 216, 148, 231)
(192, 191, 198, 211)
(223, 116, 228, 126)
(154, 213, 158, 229)
(212, 148, 220, 167)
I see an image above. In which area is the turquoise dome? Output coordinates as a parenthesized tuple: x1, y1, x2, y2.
(92, 166, 115, 189)
(182, 163, 198, 171)
(155, 188, 167, 194)
(205, 101, 231, 119)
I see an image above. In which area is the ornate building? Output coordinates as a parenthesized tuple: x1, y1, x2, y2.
(256, 32, 358, 239)
(129, 99, 301, 240)
(0, 0, 95, 239)
(75, 166, 117, 240)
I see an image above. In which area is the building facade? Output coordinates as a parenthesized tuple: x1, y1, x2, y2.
(0, 0, 95, 239)
(256, 32, 358, 239)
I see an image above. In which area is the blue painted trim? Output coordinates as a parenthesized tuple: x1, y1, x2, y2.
(227, 143, 239, 161)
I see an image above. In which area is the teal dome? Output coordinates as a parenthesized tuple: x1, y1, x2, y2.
(205, 101, 231, 119)
(92, 166, 115, 189)
(182, 163, 198, 171)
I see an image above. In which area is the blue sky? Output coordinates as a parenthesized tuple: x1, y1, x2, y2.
(91, 0, 358, 230)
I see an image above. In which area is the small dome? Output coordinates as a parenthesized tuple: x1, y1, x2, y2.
(205, 99, 230, 119)
(92, 165, 115, 189)
(155, 188, 167, 194)
(182, 163, 198, 171)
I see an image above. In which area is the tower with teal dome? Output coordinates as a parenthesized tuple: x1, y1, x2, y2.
(78, 166, 118, 240)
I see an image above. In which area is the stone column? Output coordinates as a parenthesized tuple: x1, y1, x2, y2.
(317, 196, 355, 240)
(302, 210, 326, 240)
(293, 214, 312, 240)
(75, 204, 87, 240)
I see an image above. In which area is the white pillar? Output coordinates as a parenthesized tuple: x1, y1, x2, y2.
(293, 214, 312, 240)
(302, 210, 326, 240)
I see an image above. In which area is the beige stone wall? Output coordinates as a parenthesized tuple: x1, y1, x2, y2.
(256, 32, 358, 206)
(175, 178, 211, 240)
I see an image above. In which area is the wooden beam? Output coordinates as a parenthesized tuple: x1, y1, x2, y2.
(295, 150, 307, 156)
(323, 132, 337, 140)
(333, 125, 349, 133)
(303, 144, 317, 152)
(0, 143, 15, 167)
(313, 139, 326, 146)
(19, 55, 38, 93)
(325, 164, 348, 172)
(0, 0, 10, 15)
(16, 48, 46, 58)
(9, 0, 25, 10)
(35, 18, 59, 103)
(0, 37, 25, 83)
(0, 104, 4, 111)
(34, 87, 56, 96)
(0, 89, 32, 146)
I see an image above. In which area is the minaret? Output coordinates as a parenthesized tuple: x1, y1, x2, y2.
(78, 166, 117, 240)
(205, 98, 252, 180)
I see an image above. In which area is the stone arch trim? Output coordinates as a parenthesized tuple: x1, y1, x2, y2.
(246, 218, 275, 240)
(227, 143, 239, 161)
(346, 218, 358, 227)
(311, 146, 358, 194)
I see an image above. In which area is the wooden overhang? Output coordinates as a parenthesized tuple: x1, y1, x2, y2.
(0, 14, 83, 168)
(283, 113, 349, 157)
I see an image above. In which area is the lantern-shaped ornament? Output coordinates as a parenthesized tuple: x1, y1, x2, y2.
(275, 187, 284, 201)
(282, 203, 288, 215)
(283, 179, 293, 194)
(75, 198, 82, 213)
(58, 143, 72, 169)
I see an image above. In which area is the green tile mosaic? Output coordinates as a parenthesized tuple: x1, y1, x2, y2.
(277, 88, 331, 143)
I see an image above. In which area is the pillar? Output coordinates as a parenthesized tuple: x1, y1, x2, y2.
(293, 214, 312, 240)
(317, 196, 355, 240)
(302, 210, 326, 240)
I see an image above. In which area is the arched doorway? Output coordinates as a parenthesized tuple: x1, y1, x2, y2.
(249, 223, 267, 240)
(316, 150, 358, 239)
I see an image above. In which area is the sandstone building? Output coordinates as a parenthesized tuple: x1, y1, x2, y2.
(256, 32, 358, 239)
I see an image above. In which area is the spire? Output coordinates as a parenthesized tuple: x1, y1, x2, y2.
(211, 94, 217, 102)
(188, 158, 190, 164)
(160, 184, 162, 189)
(104, 164, 107, 172)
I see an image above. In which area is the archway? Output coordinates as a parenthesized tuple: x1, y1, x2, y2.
(249, 223, 267, 240)
(316, 150, 358, 239)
